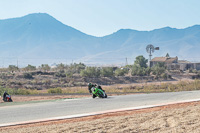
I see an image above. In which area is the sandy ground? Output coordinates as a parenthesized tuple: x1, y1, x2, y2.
(1, 101, 200, 133)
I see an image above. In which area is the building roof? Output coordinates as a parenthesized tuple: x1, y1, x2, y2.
(178, 60, 191, 63)
(151, 57, 167, 62)
(151, 57, 178, 63)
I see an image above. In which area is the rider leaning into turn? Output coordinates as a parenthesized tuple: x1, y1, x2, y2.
(88, 83, 104, 98)
(3, 91, 9, 101)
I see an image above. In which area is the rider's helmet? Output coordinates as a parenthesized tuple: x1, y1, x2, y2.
(88, 83, 92, 88)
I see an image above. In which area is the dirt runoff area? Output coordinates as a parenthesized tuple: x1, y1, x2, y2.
(1, 101, 200, 133)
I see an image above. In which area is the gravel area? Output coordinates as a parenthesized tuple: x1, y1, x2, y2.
(1, 101, 200, 133)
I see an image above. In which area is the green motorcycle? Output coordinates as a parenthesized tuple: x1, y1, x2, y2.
(91, 87, 107, 98)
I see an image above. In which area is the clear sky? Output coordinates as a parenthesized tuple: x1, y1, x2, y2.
(0, 0, 200, 36)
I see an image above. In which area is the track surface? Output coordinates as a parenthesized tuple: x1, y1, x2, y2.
(1, 91, 200, 125)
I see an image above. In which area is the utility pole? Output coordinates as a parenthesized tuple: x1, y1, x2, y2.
(125, 57, 128, 66)
(17, 59, 18, 68)
(2, 59, 4, 68)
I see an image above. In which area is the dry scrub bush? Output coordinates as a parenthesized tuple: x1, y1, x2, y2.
(48, 88, 63, 94)
(0, 87, 38, 95)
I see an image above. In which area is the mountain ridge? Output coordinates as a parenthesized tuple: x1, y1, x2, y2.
(0, 13, 199, 66)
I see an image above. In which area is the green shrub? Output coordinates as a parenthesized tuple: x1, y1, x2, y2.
(161, 73, 167, 79)
(23, 73, 33, 79)
(8, 65, 19, 73)
(66, 72, 73, 78)
(16, 89, 31, 95)
(63, 63, 86, 74)
(0, 87, 13, 95)
(131, 65, 147, 76)
(134, 55, 148, 68)
(80, 67, 100, 77)
(114, 68, 128, 76)
(40, 64, 51, 72)
(152, 62, 166, 78)
(24, 64, 36, 71)
(100, 67, 114, 77)
(0, 87, 38, 95)
(48, 88, 63, 94)
(54, 71, 66, 77)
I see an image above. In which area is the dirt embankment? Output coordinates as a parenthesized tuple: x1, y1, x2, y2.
(1, 101, 200, 133)
(1, 71, 181, 90)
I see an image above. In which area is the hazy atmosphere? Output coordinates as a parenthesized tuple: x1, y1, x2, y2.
(0, 0, 200, 67)
(0, 0, 200, 36)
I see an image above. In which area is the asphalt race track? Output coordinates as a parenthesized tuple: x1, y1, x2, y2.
(1, 90, 200, 126)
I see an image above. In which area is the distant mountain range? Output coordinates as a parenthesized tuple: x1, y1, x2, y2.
(0, 13, 200, 67)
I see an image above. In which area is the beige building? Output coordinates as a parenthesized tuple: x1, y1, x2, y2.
(178, 60, 200, 71)
(150, 56, 200, 71)
(150, 56, 178, 68)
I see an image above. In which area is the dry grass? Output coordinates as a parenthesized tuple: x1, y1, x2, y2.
(102, 79, 200, 93)
(3, 80, 200, 95)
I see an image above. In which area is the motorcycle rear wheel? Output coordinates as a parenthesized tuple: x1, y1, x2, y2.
(105, 94, 107, 98)
(8, 99, 13, 102)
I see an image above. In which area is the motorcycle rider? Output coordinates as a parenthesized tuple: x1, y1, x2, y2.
(3, 91, 9, 101)
(88, 83, 104, 98)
